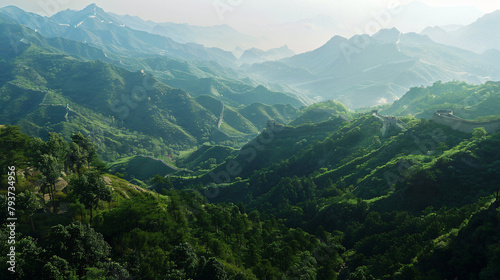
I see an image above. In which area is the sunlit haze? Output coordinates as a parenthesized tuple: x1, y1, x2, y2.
(1, 0, 499, 52)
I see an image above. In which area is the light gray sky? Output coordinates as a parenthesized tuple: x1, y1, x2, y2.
(1, 0, 499, 52)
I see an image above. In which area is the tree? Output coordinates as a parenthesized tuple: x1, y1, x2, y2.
(171, 243, 199, 279)
(36, 154, 63, 213)
(42, 256, 76, 280)
(0, 126, 31, 183)
(69, 142, 88, 178)
(150, 175, 173, 191)
(33, 132, 69, 213)
(68, 132, 97, 177)
(198, 258, 227, 280)
(47, 223, 111, 276)
(41, 133, 69, 170)
(472, 127, 487, 139)
(71, 170, 112, 222)
(72, 132, 97, 166)
(18, 190, 41, 234)
(2, 236, 44, 280)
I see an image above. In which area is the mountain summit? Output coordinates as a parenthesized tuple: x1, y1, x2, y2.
(372, 28, 401, 43)
(51, 3, 119, 27)
(421, 10, 500, 53)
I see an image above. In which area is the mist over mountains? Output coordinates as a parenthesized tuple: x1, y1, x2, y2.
(1, 3, 500, 132)
(246, 26, 500, 107)
(1, 3, 499, 125)
(421, 10, 500, 53)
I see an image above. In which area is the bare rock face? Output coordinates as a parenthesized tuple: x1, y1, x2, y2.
(55, 178, 68, 192)
(102, 176, 113, 185)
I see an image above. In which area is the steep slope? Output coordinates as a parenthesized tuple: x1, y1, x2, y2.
(381, 80, 500, 120)
(177, 144, 238, 173)
(289, 100, 353, 126)
(0, 20, 317, 163)
(421, 10, 500, 53)
(199, 116, 349, 182)
(0, 23, 287, 161)
(0, 128, 345, 280)
(0, 5, 312, 109)
(239, 103, 299, 129)
(167, 101, 500, 279)
(0, 4, 237, 66)
(107, 155, 177, 181)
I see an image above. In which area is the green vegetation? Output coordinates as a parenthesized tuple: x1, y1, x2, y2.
(381, 80, 500, 120)
(177, 144, 238, 174)
(1, 7, 500, 280)
(0, 22, 301, 163)
(170, 110, 500, 279)
(289, 100, 354, 126)
(0, 127, 345, 280)
(107, 155, 177, 181)
(3, 113, 499, 279)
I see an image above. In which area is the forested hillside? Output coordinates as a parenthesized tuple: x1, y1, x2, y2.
(2, 103, 500, 279)
(0, 126, 344, 279)
(0, 22, 301, 162)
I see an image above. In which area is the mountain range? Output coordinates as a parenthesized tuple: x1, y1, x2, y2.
(2, 3, 500, 280)
(0, 21, 303, 162)
(109, 12, 263, 52)
(421, 10, 500, 53)
(245, 25, 500, 108)
(0, 4, 237, 65)
(4, 4, 500, 109)
(239, 45, 295, 65)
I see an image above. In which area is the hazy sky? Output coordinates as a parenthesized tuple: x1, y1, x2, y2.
(1, 0, 499, 52)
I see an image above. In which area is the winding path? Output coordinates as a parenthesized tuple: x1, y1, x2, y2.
(217, 101, 225, 130)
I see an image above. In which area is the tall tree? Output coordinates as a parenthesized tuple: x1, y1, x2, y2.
(68, 142, 87, 178)
(71, 170, 112, 222)
(36, 154, 63, 213)
(17, 190, 41, 234)
(73, 132, 97, 164)
(47, 223, 112, 276)
(41, 132, 69, 171)
(0, 126, 30, 183)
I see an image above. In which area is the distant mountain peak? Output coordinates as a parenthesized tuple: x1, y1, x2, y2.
(85, 3, 98, 9)
(321, 35, 348, 49)
(82, 3, 104, 14)
(1, 5, 24, 12)
(328, 35, 347, 43)
(474, 9, 500, 24)
(276, 45, 291, 51)
(372, 28, 401, 43)
(422, 26, 445, 32)
(56, 3, 119, 26)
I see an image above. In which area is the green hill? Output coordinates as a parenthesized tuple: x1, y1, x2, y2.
(177, 144, 238, 174)
(0, 23, 305, 162)
(107, 155, 177, 181)
(238, 102, 299, 129)
(169, 111, 500, 279)
(381, 80, 500, 120)
(289, 100, 353, 126)
(0, 127, 345, 280)
(200, 116, 349, 182)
